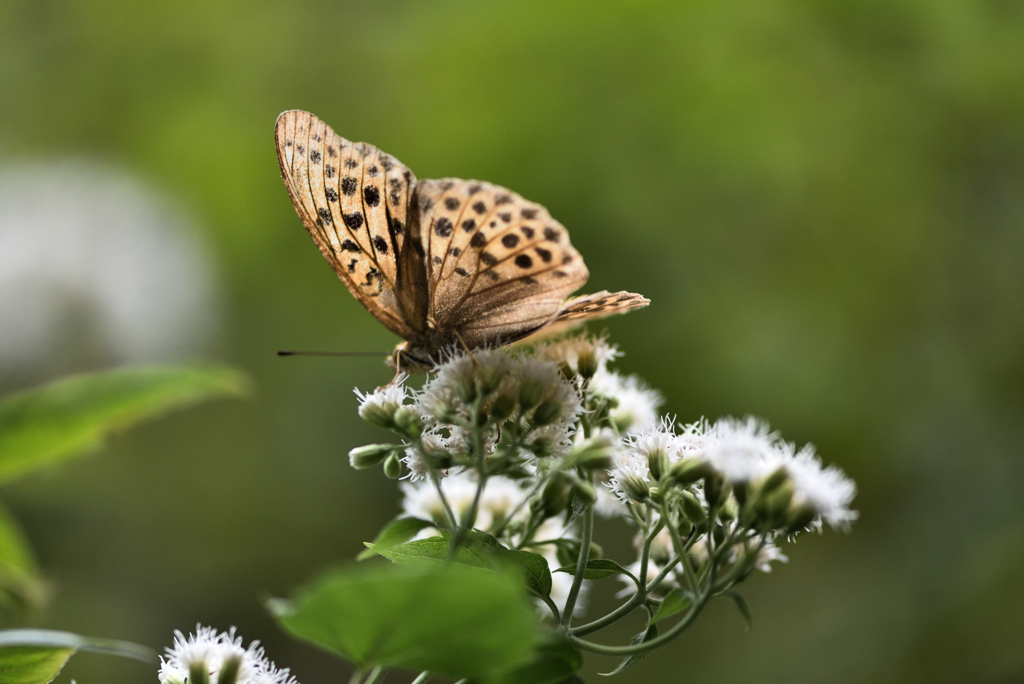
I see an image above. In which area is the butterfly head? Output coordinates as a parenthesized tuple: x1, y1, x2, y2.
(387, 341, 437, 375)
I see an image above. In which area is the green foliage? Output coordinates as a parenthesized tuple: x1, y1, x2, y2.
(486, 630, 583, 684)
(0, 502, 47, 614)
(269, 564, 540, 680)
(648, 588, 692, 626)
(0, 365, 249, 484)
(380, 532, 554, 598)
(556, 558, 636, 582)
(0, 629, 154, 684)
(356, 517, 434, 561)
(601, 623, 659, 677)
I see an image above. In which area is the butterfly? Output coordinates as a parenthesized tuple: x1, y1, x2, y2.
(275, 110, 649, 372)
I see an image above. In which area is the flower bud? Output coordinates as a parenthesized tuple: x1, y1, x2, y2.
(189, 662, 211, 684)
(556, 539, 581, 566)
(430, 398, 459, 423)
(647, 448, 671, 481)
(620, 473, 651, 504)
(393, 406, 423, 438)
(383, 452, 403, 479)
(785, 503, 817, 533)
(518, 379, 545, 411)
(216, 655, 241, 684)
(455, 376, 478, 404)
(489, 392, 517, 422)
(540, 472, 574, 516)
(680, 489, 706, 523)
(531, 399, 563, 427)
(759, 466, 789, 495)
(359, 402, 397, 429)
(718, 495, 739, 521)
(567, 435, 616, 470)
(669, 457, 713, 485)
(572, 480, 598, 506)
(577, 347, 599, 379)
(479, 364, 505, 395)
(348, 444, 394, 469)
(703, 472, 727, 508)
(758, 480, 794, 522)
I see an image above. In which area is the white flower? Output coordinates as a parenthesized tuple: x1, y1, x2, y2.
(477, 476, 530, 525)
(626, 417, 682, 475)
(401, 431, 446, 481)
(705, 416, 777, 484)
(159, 625, 294, 684)
(401, 472, 529, 533)
(590, 369, 662, 434)
(607, 453, 651, 503)
(526, 421, 574, 459)
(417, 349, 512, 422)
(750, 539, 788, 573)
(354, 378, 408, 424)
(676, 417, 713, 455)
(537, 334, 620, 376)
(784, 444, 858, 530)
(514, 357, 583, 425)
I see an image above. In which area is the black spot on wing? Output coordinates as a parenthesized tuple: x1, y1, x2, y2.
(344, 212, 364, 229)
(480, 252, 497, 266)
(364, 186, 381, 207)
(472, 201, 487, 214)
(470, 232, 487, 248)
(317, 207, 332, 225)
(325, 187, 339, 202)
(341, 239, 360, 252)
(461, 218, 476, 232)
(342, 177, 358, 196)
(514, 254, 533, 269)
(309, 149, 322, 164)
(373, 236, 389, 254)
(501, 234, 520, 248)
(434, 217, 453, 237)
(535, 247, 552, 263)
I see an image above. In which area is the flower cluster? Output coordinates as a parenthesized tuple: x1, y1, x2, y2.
(349, 333, 856, 638)
(159, 625, 298, 684)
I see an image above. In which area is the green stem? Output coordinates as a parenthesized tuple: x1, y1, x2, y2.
(362, 666, 385, 684)
(410, 673, 431, 684)
(560, 494, 594, 627)
(448, 397, 487, 558)
(570, 585, 712, 656)
(430, 471, 457, 530)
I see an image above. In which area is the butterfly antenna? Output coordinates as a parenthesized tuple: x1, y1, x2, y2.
(277, 350, 390, 357)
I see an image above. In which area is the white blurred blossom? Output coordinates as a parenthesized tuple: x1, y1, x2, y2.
(0, 160, 218, 375)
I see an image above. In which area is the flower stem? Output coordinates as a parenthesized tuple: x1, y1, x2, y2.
(560, 493, 594, 627)
(410, 673, 432, 684)
(362, 666, 385, 684)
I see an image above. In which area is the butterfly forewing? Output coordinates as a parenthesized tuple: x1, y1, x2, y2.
(275, 110, 416, 337)
(415, 179, 589, 346)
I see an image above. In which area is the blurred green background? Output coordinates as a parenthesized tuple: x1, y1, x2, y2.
(2, 0, 1023, 682)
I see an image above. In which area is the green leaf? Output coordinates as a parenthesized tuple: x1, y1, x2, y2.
(486, 630, 582, 684)
(555, 558, 636, 581)
(270, 564, 539, 679)
(379, 533, 553, 597)
(0, 365, 249, 484)
(378, 535, 492, 568)
(500, 549, 552, 598)
(648, 587, 692, 626)
(600, 623, 658, 676)
(723, 589, 753, 630)
(0, 629, 155, 684)
(356, 517, 434, 560)
(0, 502, 47, 612)
(0, 647, 73, 684)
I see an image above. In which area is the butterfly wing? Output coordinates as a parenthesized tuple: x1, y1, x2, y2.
(555, 290, 650, 322)
(414, 179, 589, 347)
(275, 110, 420, 338)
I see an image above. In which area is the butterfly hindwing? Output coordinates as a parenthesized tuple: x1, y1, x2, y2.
(415, 179, 589, 346)
(555, 290, 650, 322)
(275, 110, 417, 337)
